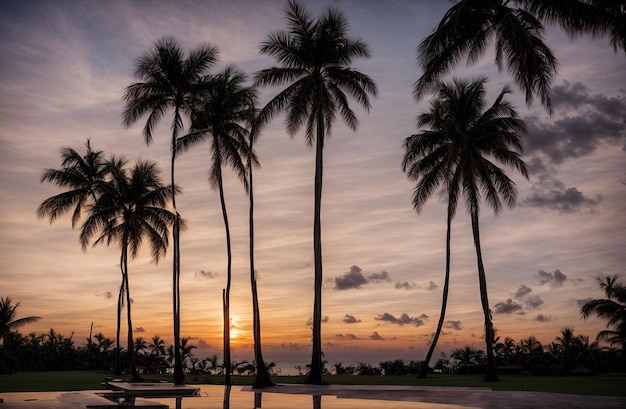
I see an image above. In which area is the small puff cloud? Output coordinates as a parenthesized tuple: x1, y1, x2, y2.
(343, 314, 361, 324)
(333, 265, 391, 290)
(195, 270, 218, 280)
(375, 312, 428, 326)
(369, 331, 385, 340)
(336, 333, 359, 340)
(536, 269, 568, 288)
(444, 320, 462, 330)
(494, 299, 523, 314)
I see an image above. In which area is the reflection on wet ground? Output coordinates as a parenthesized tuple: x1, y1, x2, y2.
(2, 384, 625, 409)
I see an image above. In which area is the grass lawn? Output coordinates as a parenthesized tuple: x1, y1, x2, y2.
(1, 371, 624, 397)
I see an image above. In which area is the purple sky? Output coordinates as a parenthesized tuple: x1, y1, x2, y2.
(1, 0, 625, 373)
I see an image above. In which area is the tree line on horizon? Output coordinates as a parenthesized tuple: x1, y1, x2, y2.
(16, 0, 626, 386)
(1, 295, 625, 377)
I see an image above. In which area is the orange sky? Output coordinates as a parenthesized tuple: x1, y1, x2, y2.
(1, 0, 625, 373)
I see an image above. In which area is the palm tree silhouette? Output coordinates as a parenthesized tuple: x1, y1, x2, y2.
(79, 158, 175, 380)
(581, 274, 626, 355)
(415, 1, 625, 113)
(176, 66, 256, 385)
(247, 120, 274, 388)
(38, 139, 106, 227)
(0, 297, 40, 372)
(122, 36, 218, 384)
(407, 77, 528, 381)
(37, 140, 126, 372)
(415, 1, 557, 111)
(255, 0, 377, 384)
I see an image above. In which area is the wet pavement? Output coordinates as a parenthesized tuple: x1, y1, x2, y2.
(1, 384, 624, 408)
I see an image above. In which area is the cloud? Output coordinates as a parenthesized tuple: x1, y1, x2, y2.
(369, 332, 385, 340)
(576, 297, 594, 307)
(102, 291, 113, 299)
(444, 320, 462, 330)
(332, 265, 391, 290)
(523, 186, 602, 214)
(524, 294, 544, 310)
(280, 342, 308, 351)
(336, 333, 359, 340)
(368, 271, 391, 283)
(424, 281, 438, 291)
(534, 314, 552, 322)
(514, 285, 532, 298)
(306, 316, 329, 326)
(343, 314, 361, 324)
(134, 327, 145, 333)
(374, 312, 428, 326)
(536, 269, 568, 288)
(523, 81, 626, 164)
(395, 281, 417, 290)
(195, 270, 218, 280)
(494, 299, 523, 314)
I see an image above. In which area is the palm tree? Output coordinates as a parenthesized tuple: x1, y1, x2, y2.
(415, 0, 557, 111)
(248, 120, 274, 388)
(122, 36, 218, 385)
(581, 274, 626, 354)
(415, 1, 625, 112)
(402, 115, 459, 378)
(38, 139, 106, 227)
(79, 158, 175, 381)
(176, 66, 256, 385)
(36, 140, 125, 372)
(255, 0, 377, 384)
(0, 297, 40, 372)
(148, 335, 166, 359)
(407, 77, 528, 381)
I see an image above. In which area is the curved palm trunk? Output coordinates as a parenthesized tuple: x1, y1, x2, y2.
(470, 211, 499, 381)
(249, 139, 274, 388)
(114, 283, 123, 375)
(120, 232, 139, 381)
(307, 115, 325, 385)
(217, 166, 232, 385)
(171, 112, 184, 385)
(418, 209, 452, 378)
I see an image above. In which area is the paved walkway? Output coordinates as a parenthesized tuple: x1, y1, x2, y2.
(2, 384, 625, 408)
(243, 384, 626, 409)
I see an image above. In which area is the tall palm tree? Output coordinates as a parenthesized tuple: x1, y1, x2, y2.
(247, 120, 274, 388)
(402, 117, 459, 378)
(176, 66, 256, 385)
(122, 36, 218, 384)
(79, 158, 175, 381)
(255, 0, 377, 384)
(407, 77, 528, 381)
(581, 274, 626, 354)
(36, 140, 125, 372)
(415, 1, 625, 112)
(0, 297, 40, 373)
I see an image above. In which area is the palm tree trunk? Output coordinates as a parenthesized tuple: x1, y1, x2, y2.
(217, 167, 232, 385)
(170, 115, 184, 385)
(418, 208, 452, 378)
(307, 115, 325, 385)
(471, 211, 499, 381)
(249, 138, 274, 388)
(114, 281, 123, 375)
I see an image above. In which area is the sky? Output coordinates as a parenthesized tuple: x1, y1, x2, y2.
(1, 0, 625, 374)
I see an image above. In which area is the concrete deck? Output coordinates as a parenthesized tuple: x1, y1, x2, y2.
(1, 384, 625, 408)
